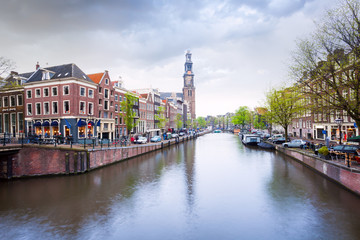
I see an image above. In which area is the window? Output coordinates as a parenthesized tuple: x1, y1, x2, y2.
(0, 114, 2, 132)
(27, 103, 32, 115)
(18, 113, 24, 132)
(115, 94, 118, 101)
(36, 103, 41, 115)
(0, 98, 2, 107)
(104, 89, 109, 98)
(79, 101, 86, 114)
(98, 87, 102, 93)
(3, 96, 8, 107)
(104, 100, 109, 110)
(63, 86, 69, 95)
(27, 90, 32, 99)
(105, 78, 109, 85)
(104, 112, 108, 118)
(44, 102, 49, 115)
(88, 103, 93, 115)
(88, 89, 94, 98)
(119, 96, 122, 101)
(80, 87, 86, 96)
(111, 90, 113, 96)
(17, 95, 23, 106)
(99, 99, 102, 105)
(43, 88, 49, 97)
(110, 101, 113, 107)
(52, 87, 58, 96)
(35, 88, 41, 98)
(10, 96, 16, 107)
(115, 104, 118, 112)
(52, 102, 58, 114)
(115, 117, 118, 124)
(64, 101, 70, 114)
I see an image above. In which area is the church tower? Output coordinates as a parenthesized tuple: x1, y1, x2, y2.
(183, 50, 196, 120)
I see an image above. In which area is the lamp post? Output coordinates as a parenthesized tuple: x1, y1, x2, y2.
(335, 118, 344, 145)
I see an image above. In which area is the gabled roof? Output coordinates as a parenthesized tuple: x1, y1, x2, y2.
(26, 63, 94, 83)
(88, 72, 104, 84)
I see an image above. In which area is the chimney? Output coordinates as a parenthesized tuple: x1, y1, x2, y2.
(36, 62, 40, 70)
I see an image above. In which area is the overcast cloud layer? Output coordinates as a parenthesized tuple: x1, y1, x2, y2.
(0, 0, 339, 116)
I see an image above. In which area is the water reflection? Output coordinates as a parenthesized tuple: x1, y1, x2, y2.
(1, 133, 360, 240)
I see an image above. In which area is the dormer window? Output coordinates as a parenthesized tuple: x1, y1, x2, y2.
(42, 71, 54, 80)
(105, 78, 109, 85)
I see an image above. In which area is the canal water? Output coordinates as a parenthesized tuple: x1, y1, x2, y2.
(1, 133, 360, 240)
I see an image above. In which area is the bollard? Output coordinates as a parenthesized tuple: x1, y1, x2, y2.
(54, 138, 57, 147)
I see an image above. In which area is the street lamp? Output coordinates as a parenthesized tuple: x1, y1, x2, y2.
(335, 118, 344, 145)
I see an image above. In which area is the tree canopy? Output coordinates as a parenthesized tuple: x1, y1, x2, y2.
(120, 92, 138, 136)
(231, 106, 250, 129)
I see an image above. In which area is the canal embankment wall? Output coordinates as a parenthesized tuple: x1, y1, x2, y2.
(276, 146, 360, 196)
(1, 132, 208, 179)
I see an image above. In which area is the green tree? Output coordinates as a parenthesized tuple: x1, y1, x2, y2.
(120, 92, 138, 137)
(155, 106, 167, 131)
(290, 0, 360, 129)
(231, 106, 250, 129)
(197, 117, 207, 128)
(253, 114, 266, 130)
(265, 87, 304, 141)
(186, 119, 192, 129)
(175, 113, 183, 130)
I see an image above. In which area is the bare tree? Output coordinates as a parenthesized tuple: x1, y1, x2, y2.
(290, 0, 360, 128)
(0, 57, 15, 78)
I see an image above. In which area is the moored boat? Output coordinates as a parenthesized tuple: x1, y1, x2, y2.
(241, 134, 261, 146)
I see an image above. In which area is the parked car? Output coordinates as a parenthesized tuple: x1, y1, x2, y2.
(172, 133, 179, 138)
(282, 139, 307, 148)
(330, 145, 360, 155)
(179, 132, 186, 136)
(150, 135, 162, 142)
(272, 137, 286, 144)
(135, 136, 147, 144)
(268, 134, 283, 141)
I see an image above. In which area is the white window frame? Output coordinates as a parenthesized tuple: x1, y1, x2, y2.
(79, 101, 86, 114)
(43, 87, 49, 97)
(27, 103, 32, 116)
(52, 86, 58, 96)
(63, 85, 70, 95)
(35, 88, 41, 98)
(64, 100, 70, 114)
(26, 90, 32, 99)
(10, 95, 16, 107)
(80, 87, 86, 97)
(17, 94, 23, 106)
(43, 101, 50, 115)
(88, 102, 94, 115)
(105, 78, 109, 85)
(35, 102, 41, 115)
(88, 89, 94, 98)
(3, 96, 8, 107)
(52, 101, 58, 114)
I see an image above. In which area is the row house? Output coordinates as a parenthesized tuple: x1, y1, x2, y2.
(137, 96, 147, 134)
(88, 71, 116, 140)
(289, 50, 358, 142)
(140, 92, 155, 136)
(113, 82, 127, 138)
(24, 63, 98, 142)
(0, 71, 29, 136)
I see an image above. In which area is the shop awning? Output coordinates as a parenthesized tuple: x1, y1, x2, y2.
(42, 121, 50, 127)
(77, 120, 87, 127)
(33, 122, 41, 127)
(51, 121, 59, 126)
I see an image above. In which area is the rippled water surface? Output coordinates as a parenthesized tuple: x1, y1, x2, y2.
(1, 133, 360, 240)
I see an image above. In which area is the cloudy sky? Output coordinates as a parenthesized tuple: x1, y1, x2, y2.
(0, 0, 339, 117)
